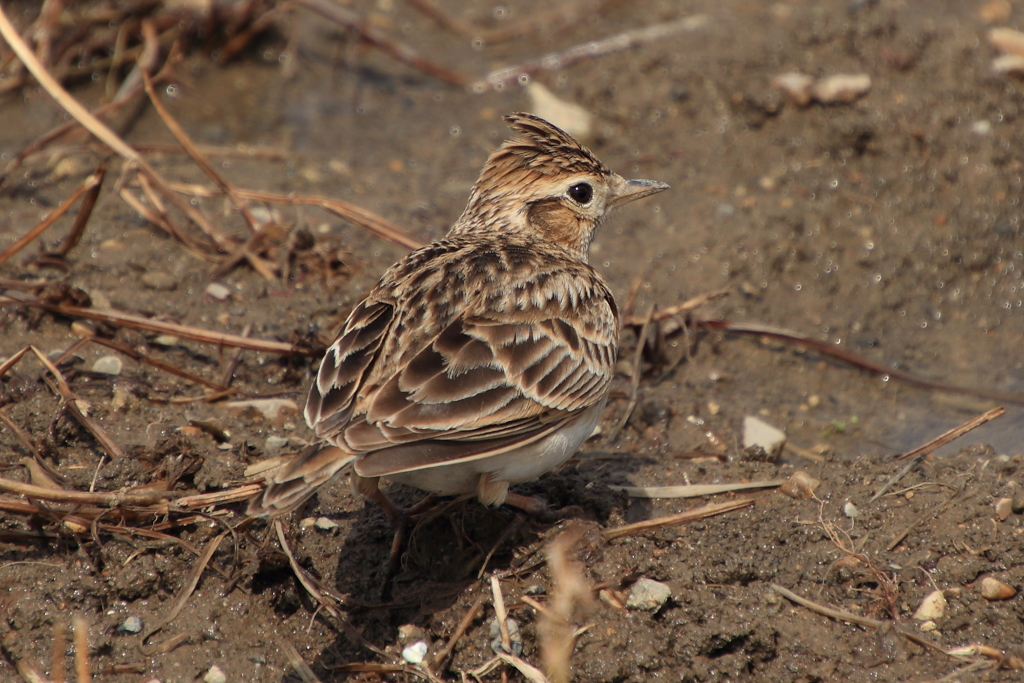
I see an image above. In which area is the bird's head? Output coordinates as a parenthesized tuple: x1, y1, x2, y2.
(453, 112, 669, 261)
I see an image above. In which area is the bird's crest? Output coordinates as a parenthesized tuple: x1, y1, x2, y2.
(476, 113, 609, 188)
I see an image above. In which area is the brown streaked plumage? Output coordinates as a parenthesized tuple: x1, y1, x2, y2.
(247, 112, 668, 518)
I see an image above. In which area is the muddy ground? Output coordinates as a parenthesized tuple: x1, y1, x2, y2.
(2, 0, 1024, 681)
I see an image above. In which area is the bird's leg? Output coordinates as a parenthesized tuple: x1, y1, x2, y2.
(354, 475, 448, 598)
(352, 474, 408, 596)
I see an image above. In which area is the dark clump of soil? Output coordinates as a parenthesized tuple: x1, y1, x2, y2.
(1, 0, 1024, 681)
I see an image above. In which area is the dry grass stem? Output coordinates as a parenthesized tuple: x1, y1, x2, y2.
(0, 296, 310, 355)
(430, 595, 485, 674)
(53, 162, 106, 257)
(490, 576, 512, 654)
(409, 0, 624, 45)
(611, 479, 786, 499)
(293, 0, 469, 87)
(140, 66, 260, 234)
(282, 640, 324, 683)
(473, 15, 709, 91)
(167, 183, 425, 251)
(895, 406, 1005, 461)
(602, 498, 754, 541)
(87, 336, 230, 392)
(27, 345, 126, 459)
(539, 532, 593, 683)
(699, 320, 1024, 404)
(0, 6, 234, 251)
(605, 303, 655, 442)
(0, 172, 101, 267)
(141, 532, 227, 655)
(51, 620, 66, 683)
(72, 616, 90, 683)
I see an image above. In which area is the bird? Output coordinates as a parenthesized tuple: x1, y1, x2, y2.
(247, 112, 668, 522)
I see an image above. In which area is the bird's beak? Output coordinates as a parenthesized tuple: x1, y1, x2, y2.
(609, 177, 670, 208)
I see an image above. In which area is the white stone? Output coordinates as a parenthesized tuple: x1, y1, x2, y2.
(626, 578, 672, 612)
(913, 590, 946, 620)
(771, 72, 814, 106)
(91, 355, 122, 375)
(141, 271, 177, 291)
(119, 616, 143, 633)
(314, 517, 338, 530)
(743, 416, 786, 456)
(401, 641, 428, 665)
(205, 282, 231, 301)
(993, 54, 1024, 76)
(203, 665, 226, 683)
(152, 335, 180, 347)
(810, 74, 871, 104)
(264, 436, 291, 457)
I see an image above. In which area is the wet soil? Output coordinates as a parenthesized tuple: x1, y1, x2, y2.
(2, 0, 1024, 681)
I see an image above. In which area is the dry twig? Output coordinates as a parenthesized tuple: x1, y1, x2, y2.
(472, 16, 709, 92)
(602, 498, 754, 541)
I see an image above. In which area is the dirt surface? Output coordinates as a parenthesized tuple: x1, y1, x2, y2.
(2, 0, 1024, 681)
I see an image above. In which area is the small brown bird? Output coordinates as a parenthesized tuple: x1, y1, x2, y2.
(248, 113, 667, 520)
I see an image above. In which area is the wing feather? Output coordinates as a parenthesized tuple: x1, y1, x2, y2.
(304, 240, 618, 477)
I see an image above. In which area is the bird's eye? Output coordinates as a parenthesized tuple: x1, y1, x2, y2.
(568, 183, 593, 205)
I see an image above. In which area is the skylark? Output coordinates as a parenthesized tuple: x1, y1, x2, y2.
(248, 113, 667, 520)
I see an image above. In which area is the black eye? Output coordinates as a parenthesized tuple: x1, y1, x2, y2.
(568, 183, 593, 204)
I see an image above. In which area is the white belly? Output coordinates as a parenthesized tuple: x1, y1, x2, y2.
(383, 398, 605, 499)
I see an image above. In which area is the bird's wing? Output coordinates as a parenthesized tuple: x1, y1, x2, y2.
(303, 298, 394, 441)
(306, 274, 617, 475)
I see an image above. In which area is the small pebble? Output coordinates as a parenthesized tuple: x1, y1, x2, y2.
(626, 578, 672, 612)
(810, 74, 872, 104)
(203, 665, 226, 683)
(91, 355, 122, 376)
(71, 321, 96, 337)
(205, 282, 232, 301)
(980, 576, 1016, 600)
(314, 517, 338, 531)
(152, 335, 180, 347)
(771, 72, 814, 106)
(89, 290, 112, 309)
(743, 416, 786, 458)
(989, 27, 1024, 56)
(141, 271, 178, 291)
(401, 641, 428, 665)
(118, 616, 143, 633)
(523, 584, 546, 596)
(264, 436, 291, 458)
(995, 497, 1013, 521)
(111, 385, 131, 411)
(919, 620, 938, 632)
(1011, 492, 1024, 514)
(992, 54, 1024, 76)
(779, 470, 820, 500)
(913, 590, 946, 620)
(299, 517, 316, 530)
(970, 120, 992, 136)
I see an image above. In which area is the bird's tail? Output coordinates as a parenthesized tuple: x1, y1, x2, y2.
(246, 444, 356, 517)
